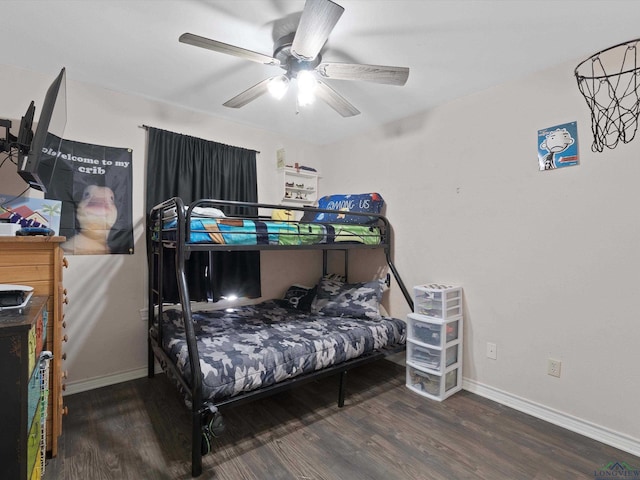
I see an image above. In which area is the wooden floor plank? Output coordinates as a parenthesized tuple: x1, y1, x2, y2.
(46, 360, 640, 479)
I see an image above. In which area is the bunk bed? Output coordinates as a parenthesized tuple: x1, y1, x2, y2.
(147, 196, 413, 477)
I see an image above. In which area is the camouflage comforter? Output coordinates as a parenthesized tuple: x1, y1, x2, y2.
(158, 300, 406, 402)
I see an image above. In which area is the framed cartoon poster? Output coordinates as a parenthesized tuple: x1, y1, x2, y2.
(538, 121, 579, 171)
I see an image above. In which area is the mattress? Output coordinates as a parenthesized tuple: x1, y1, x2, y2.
(162, 217, 382, 245)
(157, 300, 406, 402)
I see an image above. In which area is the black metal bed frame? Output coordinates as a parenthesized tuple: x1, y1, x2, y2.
(146, 197, 413, 477)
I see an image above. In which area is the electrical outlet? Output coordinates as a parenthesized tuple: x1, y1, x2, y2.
(486, 342, 497, 360)
(548, 358, 562, 377)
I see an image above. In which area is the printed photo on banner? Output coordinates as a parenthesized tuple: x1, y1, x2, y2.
(41, 136, 134, 255)
(538, 121, 579, 171)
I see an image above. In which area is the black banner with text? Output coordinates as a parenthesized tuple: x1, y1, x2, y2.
(42, 137, 133, 255)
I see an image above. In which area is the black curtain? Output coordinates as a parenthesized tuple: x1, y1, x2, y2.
(145, 127, 261, 302)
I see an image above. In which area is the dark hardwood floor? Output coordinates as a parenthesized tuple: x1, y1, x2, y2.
(45, 360, 639, 479)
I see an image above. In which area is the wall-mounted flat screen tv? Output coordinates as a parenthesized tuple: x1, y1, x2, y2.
(17, 67, 67, 192)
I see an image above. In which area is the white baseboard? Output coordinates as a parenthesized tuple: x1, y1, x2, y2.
(463, 377, 640, 458)
(64, 366, 159, 396)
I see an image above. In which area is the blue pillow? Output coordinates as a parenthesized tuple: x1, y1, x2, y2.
(306, 193, 384, 224)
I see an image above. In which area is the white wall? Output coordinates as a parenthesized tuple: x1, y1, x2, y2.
(311, 60, 640, 451)
(0, 64, 319, 387)
(2, 58, 639, 455)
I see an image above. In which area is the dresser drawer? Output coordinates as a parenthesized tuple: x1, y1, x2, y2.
(36, 309, 47, 357)
(27, 364, 42, 429)
(27, 308, 46, 374)
(30, 458, 41, 480)
(27, 402, 42, 480)
(28, 324, 37, 373)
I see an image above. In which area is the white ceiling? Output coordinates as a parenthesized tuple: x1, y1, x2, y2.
(2, 0, 640, 145)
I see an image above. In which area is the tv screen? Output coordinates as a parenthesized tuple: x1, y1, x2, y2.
(16, 101, 35, 153)
(17, 67, 67, 192)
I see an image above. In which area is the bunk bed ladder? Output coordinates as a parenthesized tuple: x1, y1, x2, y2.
(175, 222, 206, 477)
(146, 220, 158, 379)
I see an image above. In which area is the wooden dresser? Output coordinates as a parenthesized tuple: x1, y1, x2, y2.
(0, 236, 68, 457)
(0, 296, 49, 479)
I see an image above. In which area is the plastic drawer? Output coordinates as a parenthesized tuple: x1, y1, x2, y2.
(414, 284, 462, 319)
(407, 341, 442, 370)
(407, 313, 460, 347)
(410, 319, 441, 346)
(406, 364, 461, 401)
(407, 341, 459, 373)
(406, 365, 442, 396)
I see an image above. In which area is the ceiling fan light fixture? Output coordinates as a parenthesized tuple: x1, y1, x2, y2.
(297, 70, 318, 93)
(297, 70, 318, 106)
(268, 75, 290, 99)
(297, 89, 316, 107)
(183, 0, 409, 116)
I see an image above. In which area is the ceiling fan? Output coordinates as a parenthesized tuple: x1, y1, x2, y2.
(179, 0, 410, 117)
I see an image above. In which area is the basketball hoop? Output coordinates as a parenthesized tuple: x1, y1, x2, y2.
(575, 38, 640, 152)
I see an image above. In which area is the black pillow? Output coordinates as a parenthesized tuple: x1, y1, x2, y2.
(279, 284, 317, 312)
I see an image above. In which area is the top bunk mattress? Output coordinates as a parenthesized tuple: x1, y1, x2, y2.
(162, 217, 382, 246)
(157, 300, 406, 402)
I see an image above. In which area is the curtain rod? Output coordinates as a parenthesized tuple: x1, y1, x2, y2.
(139, 124, 260, 154)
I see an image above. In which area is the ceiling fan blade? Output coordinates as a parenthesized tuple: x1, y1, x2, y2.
(223, 78, 273, 109)
(291, 0, 344, 61)
(179, 33, 280, 66)
(317, 62, 410, 86)
(315, 80, 360, 117)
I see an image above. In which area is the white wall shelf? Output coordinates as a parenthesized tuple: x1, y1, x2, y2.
(280, 167, 318, 204)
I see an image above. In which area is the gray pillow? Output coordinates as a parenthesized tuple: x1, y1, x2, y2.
(311, 275, 383, 319)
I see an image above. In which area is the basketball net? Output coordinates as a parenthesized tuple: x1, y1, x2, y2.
(575, 38, 640, 152)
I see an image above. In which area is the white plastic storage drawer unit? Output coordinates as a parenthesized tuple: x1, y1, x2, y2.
(414, 284, 462, 319)
(406, 283, 463, 402)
